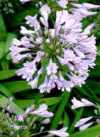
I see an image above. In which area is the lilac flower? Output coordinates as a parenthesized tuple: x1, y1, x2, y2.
(25, 15, 41, 30)
(17, 61, 37, 81)
(40, 4, 51, 27)
(10, 3, 97, 93)
(49, 127, 69, 137)
(47, 60, 58, 75)
(31, 104, 54, 118)
(57, 0, 68, 8)
(72, 3, 100, 20)
(16, 114, 25, 122)
(75, 117, 93, 131)
(71, 97, 95, 109)
(16, 104, 53, 121)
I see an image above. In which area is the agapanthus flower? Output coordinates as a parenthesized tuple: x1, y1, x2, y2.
(57, 0, 68, 8)
(49, 127, 69, 137)
(10, 3, 99, 93)
(75, 117, 93, 131)
(72, 3, 100, 20)
(71, 97, 95, 109)
(17, 104, 53, 121)
(75, 116, 100, 131)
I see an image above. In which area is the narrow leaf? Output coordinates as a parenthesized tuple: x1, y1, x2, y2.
(0, 70, 16, 80)
(51, 91, 70, 128)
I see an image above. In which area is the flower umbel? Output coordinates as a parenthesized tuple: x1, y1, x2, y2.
(10, 3, 98, 93)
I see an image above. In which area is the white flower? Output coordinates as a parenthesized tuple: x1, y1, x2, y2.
(72, 3, 100, 20)
(49, 127, 69, 137)
(16, 114, 25, 121)
(58, 49, 76, 64)
(40, 4, 51, 27)
(42, 118, 50, 124)
(20, 26, 34, 36)
(31, 104, 54, 118)
(16, 104, 53, 121)
(71, 97, 95, 109)
(20, 0, 31, 3)
(47, 60, 58, 75)
(57, 0, 68, 8)
(16, 61, 37, 81)
(75, 117, 93, 131)
(73, 3, 100, 9)
(25, 15, 40, 30)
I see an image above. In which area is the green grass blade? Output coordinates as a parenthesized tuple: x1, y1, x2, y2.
(0, 70, 16, 80)
(3, 80, 31, 93)
(51, 91, 70, 129)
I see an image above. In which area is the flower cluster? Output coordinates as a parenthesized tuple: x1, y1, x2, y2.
(71, 97, 100, 131)
(10, 2, 98, 93)
(16, 104, 69, 137)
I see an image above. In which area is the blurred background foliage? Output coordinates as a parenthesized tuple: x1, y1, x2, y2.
(0, 0, 100, 137)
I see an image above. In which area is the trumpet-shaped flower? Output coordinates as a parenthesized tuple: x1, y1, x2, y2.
(71, 97, 95, 109)
(49, 127, 69, 137)
(75, 117, 93, 131)
(57, 0, 68, 8)
(17, 104, 53, 122)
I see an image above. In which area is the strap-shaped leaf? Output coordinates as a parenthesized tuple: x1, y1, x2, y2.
(0, 96, 23, 114)
(0, 15, 6, 41)
(70, 125, 100, 137)
(0, 70, 16, 80)
(51, 91, 70, 128)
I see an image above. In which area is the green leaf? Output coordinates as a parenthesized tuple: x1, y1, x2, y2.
(0, 96, 23, 114)
(3, 81, 31, 93)
(11, 6, 38, 28)
(5, 33, 16, 54)
(1, 59, 9, 70)
(16, 97, 60, 109)
(0, 42, 5, 59)
(51, 91, 70, 129)
(69, 108, 84, 134)
(60, 64, 69, 77)
(38, 71, 46, 86)
(0, 84, 13, 97)
(41, 57, 49, 66)
(0, 70, 16, 80)
(47, 0, 62, 10)
(90, 66, 100, 77)
(87, 81, 100, 95)
(96, 56, 100, 66)
(0, 15, 6, 41)
(70, 125, 100, 137)
(44, 42, 53, 54)
(40, 97, 60, 106)
(63, 112, 69, 127)
(16, 99, 34, 109)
